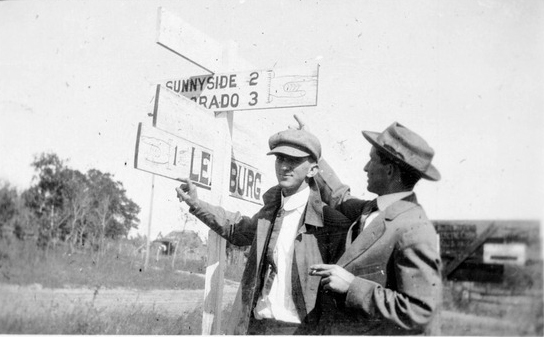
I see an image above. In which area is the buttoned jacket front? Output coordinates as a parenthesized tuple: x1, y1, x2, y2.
(189, 179, 351, 334)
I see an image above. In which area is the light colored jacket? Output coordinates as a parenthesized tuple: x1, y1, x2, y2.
(315, 159, 443, 335)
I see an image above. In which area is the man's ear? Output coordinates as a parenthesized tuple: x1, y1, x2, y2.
(386, 163, 396, 177)
(306, 163, 319, 178)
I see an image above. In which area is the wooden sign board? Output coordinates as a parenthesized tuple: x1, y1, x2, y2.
(157, 7, 221, 74)
(229, 159, 263, 205)
(134, 123, 213, 189)
(161, 66, 319, 112)
(435, 223, 478, 257)
(152, 85, 216, 149)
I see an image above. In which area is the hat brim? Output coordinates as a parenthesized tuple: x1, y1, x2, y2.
(362, 131, 441, 181)
(267, 146, 312, 159)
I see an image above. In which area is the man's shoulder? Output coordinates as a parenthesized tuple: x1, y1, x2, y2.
(384, 197, 426, 221)
(385, 200, 438, 244)
(322, 204, 353, 227)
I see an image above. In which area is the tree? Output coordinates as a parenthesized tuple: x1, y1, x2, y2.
(0, 181, 17, 226)
(86, 169, 140, 241)
(61, 169, 91, 252)
(21, 153, 141, 250)
(22, 153, 68, 248)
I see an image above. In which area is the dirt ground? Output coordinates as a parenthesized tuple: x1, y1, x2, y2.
(0, 280, 536, 335)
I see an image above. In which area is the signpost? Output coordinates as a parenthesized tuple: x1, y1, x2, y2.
(134, 7, 320, 334)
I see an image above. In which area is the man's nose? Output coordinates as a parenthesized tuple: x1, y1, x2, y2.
(363, 162, 370, 172)
(281, 162, 293, 171)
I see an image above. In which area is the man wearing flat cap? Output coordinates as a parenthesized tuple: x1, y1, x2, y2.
(294, 118, 442, 335)
(176, 128, 352, 335)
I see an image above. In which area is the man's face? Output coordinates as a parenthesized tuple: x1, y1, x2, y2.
(274, 154, 317, 197)
(364, 147, 390, 196)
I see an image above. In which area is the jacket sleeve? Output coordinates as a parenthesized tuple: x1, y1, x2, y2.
(189, 200, 257, 247)
(343, 223, 442, 332)
(316, 158, 365, 222)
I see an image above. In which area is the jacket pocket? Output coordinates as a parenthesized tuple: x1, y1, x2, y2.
(350, 263, 386, 283)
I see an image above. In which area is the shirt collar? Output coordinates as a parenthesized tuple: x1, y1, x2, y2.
(376, 191, 413, 211)
(281, 186, 310, 211)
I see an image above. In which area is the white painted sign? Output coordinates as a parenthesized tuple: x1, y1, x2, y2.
(134, 123, 213, 189)
(161, 66, 319, 112)
(152, 84, 266, 204)
(152, 85, 216, 149)
(483, 243, 527, 265)
(229, 159, 263, 205)
(157, 7, 222, 74)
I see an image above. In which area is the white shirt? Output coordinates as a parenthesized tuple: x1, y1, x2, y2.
(363, 191, 414, 231)
(253, 186, 310, 323)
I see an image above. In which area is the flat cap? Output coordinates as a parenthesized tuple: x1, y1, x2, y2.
(267, 129, 321, 161)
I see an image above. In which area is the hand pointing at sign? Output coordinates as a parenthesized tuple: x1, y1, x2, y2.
(310, 264, 355, 294)
(175, 178, 200, 209)
(288, 113, 310, 132)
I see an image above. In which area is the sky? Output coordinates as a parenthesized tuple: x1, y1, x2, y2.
(1, 0, 543, 242)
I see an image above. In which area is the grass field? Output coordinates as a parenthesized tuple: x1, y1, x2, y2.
(1, 301, 208, 334)
(0, 236, 240, 334)
(1, 235, 542, 335)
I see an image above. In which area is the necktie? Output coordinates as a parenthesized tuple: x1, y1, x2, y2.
(262, 207, 285, 292)
(348, 198, 378, 244)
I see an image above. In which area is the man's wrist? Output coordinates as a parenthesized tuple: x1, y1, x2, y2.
(187, 199, 201, 212)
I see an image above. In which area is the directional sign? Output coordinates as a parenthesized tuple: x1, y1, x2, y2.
(157, 7, 253, 73)
(229, 159, 263, 205)
(161, 66, 319, 112)
(134, 123, 213, 189)
(152, 85, 216, 149)
(157, 7, 222, 74)
(152, 85, 265, 204)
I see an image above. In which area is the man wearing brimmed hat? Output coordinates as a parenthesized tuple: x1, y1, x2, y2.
(294, 118, 442, 335)
(176, 128, 351, 335)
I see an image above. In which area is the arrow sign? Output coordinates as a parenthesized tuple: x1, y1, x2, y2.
(152, 85, 216, 149)
(134, 123, 213, 189)
(161, 66, 319, 112)
(152, 85, 265, 204)
(157, 7, 222, 73)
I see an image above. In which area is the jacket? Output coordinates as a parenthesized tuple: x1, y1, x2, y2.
(189, 179, 352, 334)
(315, 159, 443, 335)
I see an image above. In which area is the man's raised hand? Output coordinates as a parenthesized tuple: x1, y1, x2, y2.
(175, 178, 199, 208)
(288, 114, 310, 131)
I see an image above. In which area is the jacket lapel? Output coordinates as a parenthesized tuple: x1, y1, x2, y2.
(294, 180, 324, 315)
(338, 194, 420, 268)
(255, 186, 282, 276)
(337, 215, 386, 267)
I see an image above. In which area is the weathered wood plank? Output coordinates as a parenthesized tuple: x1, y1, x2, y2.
(444, 223, 498, 276)
(134, 123, 213, 189)
(157, 7, 222, 74)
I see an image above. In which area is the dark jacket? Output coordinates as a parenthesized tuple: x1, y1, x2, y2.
(189, 179, 352, 334)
